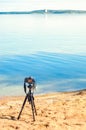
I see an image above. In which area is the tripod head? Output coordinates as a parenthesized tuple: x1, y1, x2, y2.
(27, 83, 34, 89)
(27, 83, 35, 94)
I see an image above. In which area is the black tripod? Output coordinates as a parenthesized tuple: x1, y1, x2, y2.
(17, 87, 37, 121)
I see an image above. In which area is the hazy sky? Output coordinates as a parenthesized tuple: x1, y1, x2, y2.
(0, 0, 86, 11)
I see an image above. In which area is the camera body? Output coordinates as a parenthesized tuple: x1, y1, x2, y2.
(24, 77, 36, 94)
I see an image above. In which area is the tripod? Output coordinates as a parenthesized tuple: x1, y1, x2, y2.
(17, 87, 37, 121)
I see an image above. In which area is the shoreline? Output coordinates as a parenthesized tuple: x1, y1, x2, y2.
(0, 88, 86, 98)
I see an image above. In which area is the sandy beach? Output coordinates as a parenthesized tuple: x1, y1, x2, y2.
(0, 89, 86, 130)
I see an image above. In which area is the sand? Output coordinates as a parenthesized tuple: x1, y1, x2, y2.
(0, 89, 86, 130)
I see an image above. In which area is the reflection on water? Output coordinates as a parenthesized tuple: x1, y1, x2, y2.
(0, 52, 86, 96)
(0, 14, 86, 55)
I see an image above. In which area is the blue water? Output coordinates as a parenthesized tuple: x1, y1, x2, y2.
(0, 12, 86, 96)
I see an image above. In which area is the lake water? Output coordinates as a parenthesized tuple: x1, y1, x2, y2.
(0, 13, 86, 96)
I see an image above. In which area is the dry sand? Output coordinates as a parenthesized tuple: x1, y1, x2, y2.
(0, 89, 86, 130)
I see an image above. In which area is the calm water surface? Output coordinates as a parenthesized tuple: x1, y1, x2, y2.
(0, 14, 86, 96)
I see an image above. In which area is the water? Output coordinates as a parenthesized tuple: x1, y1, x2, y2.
(0, 13, 86, 96)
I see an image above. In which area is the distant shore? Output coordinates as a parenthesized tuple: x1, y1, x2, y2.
(0, 89, 86, 130)
(0, 9, 86, 15)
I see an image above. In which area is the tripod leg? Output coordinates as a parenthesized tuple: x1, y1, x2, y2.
(17, 94, 28, 120)
(33, 101, 37, 116)
(31, 97, 35, 121)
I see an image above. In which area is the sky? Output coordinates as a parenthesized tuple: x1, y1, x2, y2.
(0, 0, 86, 11)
